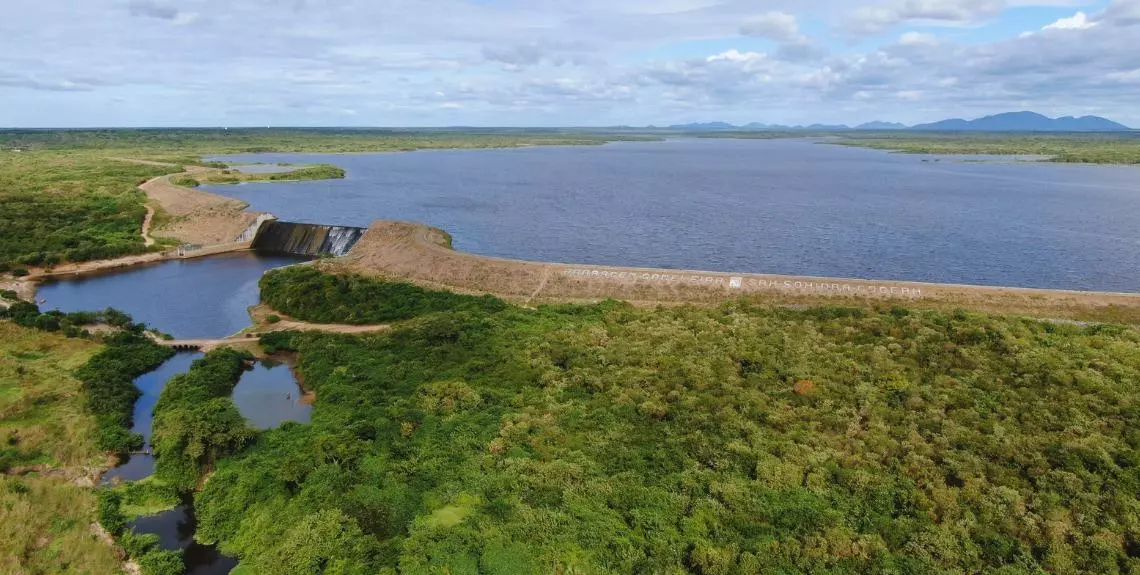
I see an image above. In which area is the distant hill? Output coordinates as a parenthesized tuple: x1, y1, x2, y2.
(911, 111, 1130, 132)
(667, 122, 738, 131)
(857, 121, 908, 130)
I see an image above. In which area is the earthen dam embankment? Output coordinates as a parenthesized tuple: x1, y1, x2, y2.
(331, 220, 1140, 323)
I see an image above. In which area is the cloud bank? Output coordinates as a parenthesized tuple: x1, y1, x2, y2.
(0, 0, 1136, 126)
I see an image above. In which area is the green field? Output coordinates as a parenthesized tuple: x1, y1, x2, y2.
(180, 271, 1140, 574)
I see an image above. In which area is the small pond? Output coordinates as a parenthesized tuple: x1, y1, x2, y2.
(232, 358, 312, 429)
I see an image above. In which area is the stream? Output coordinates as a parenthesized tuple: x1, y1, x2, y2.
(39, 252, 312, 574)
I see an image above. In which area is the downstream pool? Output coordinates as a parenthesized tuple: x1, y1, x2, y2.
(36, 252, 304, 339)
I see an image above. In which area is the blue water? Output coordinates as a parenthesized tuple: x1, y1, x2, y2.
(35, 252, 304, 338)
(100, 353, 202, 484)
(232, 360, 311, 429)
(206, 138, 1140, 292)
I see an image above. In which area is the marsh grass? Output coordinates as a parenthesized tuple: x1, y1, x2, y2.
(0, 322, 104, 470)
(0, 474, 122, 575)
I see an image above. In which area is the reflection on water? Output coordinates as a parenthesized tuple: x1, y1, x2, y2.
(232, 358, 311, 429)
(101, 353, 202, 484)
(35, 252, 304, 339)
(129, 502, 237, 575)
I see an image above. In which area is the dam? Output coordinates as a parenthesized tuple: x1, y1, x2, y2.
(251, 221, 366, 257)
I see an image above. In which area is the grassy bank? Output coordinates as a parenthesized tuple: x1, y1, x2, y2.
(191, 273, 1140, 573)
(0, 322, 123, 574)
(1, 475, 123, 574)
(835, 132, 1140, 164)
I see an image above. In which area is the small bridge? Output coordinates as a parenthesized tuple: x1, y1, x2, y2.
(156, 337, 256, 351)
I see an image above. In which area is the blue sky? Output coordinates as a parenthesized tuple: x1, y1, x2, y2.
(1, 0, 1137, 127)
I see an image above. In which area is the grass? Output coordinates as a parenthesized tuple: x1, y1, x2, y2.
(0, 322, 105, 470)
(0, 475, 122, 574)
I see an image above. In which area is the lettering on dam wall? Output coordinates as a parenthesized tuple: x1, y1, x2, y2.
(561, 269, 923, 298)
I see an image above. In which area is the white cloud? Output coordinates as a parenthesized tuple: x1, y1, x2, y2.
(740, 12, 806, 43)
(0, 0, 1136, 127)
(1043, 11, 1096, 30)
(707, 50, 767, 64)
(899, 31, 939, 45)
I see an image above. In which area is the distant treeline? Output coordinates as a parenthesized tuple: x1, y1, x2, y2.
(836, 132, 1140, 164)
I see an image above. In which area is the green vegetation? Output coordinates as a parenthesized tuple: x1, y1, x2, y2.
(836, 132, 1140, 164)
(97, 489, 185, 574)
(151, 348, 255, 490)
(76, 327, 175, 453)
(1, 475, 122, 575)
(260, 265, 507, 324)
(170, 175, 200, 187)
(197, 163, 347, 185)
(0, 322, 103, 471)
(2, 300, 137, 338)
(193, 271, 1140, 573)
(0, 151, 170, 271)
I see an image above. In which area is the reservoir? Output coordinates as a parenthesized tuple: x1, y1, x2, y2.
(204, 138, 1140, 292)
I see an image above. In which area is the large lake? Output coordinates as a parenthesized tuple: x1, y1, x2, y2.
(206, 138, 1140, 292)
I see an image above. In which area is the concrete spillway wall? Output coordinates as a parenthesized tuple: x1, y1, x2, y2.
(251, 221, 366, 257)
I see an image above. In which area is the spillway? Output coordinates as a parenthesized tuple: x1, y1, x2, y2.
(251, 221, 365, 257)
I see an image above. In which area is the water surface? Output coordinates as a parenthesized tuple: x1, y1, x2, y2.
(232, 359, 311, 429)
(36, 252, 304, 338)
(129, 503, 237, 575)
(206, 139, 1140, 292)
(101, 353, 202, 484)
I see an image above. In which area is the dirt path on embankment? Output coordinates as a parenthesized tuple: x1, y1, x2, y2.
(331, 220, 1140, 325)
(139, 168, 262, 246)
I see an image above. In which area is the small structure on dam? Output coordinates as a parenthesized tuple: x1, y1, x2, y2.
(251, 221, 366, 257)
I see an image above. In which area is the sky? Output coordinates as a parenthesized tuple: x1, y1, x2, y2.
(1, 0, 1138, 127)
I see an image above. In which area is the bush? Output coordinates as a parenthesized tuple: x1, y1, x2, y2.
(151, 348, 255, 489)
(266, 314, 281, 324)
(260, 266, 506, 324)
(97, 490, 127, 536)
(138, 549, 184, 575)
(75, 329, 174, 453)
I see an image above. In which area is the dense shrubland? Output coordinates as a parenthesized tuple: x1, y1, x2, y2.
(151, 348, 255, 490)
(260, 265, 507, 323)
(192, 272, 1140, 574)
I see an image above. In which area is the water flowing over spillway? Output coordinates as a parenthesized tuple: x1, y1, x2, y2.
(251, 221, 365, 256)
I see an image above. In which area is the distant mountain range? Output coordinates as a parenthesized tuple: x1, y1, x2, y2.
(664, 111, 1131, 132)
